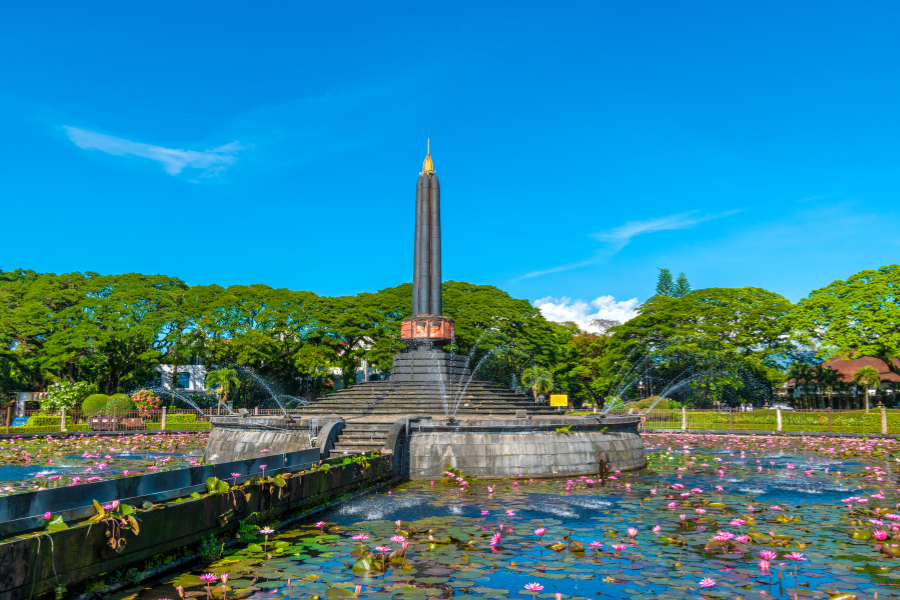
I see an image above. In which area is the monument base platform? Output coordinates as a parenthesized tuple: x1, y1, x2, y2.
(389, 348, 471, 383)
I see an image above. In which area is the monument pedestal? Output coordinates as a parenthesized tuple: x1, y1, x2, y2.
(390, 348, 471, 383)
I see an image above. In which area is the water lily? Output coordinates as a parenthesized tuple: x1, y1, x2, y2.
(260, 526, 275, 554)
(524, 583, 544, 599)
(199, 573, 218, 600)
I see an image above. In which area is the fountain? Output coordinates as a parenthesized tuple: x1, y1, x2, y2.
(203, 144, 645, 476)
(146, 386, 214, 415)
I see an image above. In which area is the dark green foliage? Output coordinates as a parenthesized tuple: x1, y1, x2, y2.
(655, 268, 674, 297)
(674, 272, 691, 297)
(81, 394, 109, 412)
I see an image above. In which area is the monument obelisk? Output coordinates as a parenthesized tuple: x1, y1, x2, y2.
(401, 140, 454, 346)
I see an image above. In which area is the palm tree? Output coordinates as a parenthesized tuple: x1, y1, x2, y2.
(521, 366, 554, 403)
(787, 364, 815, 408)
(205, 367, 241, 411)
(852, 365, 880, 412)
(814, 365, 842, 410)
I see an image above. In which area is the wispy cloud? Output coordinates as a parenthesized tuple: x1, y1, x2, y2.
(591, 209, 741, 250)
(515, 209, 739, 281)
(63, 126, 243, 176)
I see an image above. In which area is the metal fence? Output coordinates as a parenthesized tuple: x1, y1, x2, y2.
(605, 407, 900, 435)
(0, 408, 223, 434)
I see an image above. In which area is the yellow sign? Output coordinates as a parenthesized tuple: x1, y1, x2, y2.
(550, 394, 568, 407)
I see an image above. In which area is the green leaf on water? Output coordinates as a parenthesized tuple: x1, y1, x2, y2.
(45, 515, 67, 531)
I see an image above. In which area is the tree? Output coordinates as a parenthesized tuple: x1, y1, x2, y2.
(852, 365, 880, 412)
(789, 265, 900, 378)
(787, 363, 815, 408)
(43, 381, 98, 412)
(589, 319, 621, 334)
(813, 365, 841, 409)
(603, 287, 792, 407)
(674, 273, 691, 298)
(521, 366, 553, 403)
(560, 334, 613, 407)
(655, 268, 674, 297)
(205, 367, 242, 410)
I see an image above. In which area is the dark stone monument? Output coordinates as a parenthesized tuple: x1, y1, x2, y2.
(393, 142, 466, 383)
(401, 140, 455, 346)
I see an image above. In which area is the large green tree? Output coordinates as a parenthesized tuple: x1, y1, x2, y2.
(603, 287, 793, 406)
(788, 264, 900, 377)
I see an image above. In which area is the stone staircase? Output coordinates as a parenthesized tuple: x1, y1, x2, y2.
(297, 380, 563, 458)
(327, 422, 393, 458)
(297, 381, 560, 418)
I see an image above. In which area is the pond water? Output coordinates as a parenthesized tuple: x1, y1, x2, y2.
(0, 432, 209, 493)
(124, 433, 900, 599)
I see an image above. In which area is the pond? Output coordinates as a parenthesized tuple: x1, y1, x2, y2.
(0, 432, 209, 494)
(126, 433, 900, 599)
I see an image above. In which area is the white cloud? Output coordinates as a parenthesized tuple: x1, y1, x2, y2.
(516, 209, 740, 281)
(533, 295, 640, 333)
(63, 126, 242, 176)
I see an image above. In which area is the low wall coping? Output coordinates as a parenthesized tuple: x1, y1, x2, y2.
(0, 447, 320, 538)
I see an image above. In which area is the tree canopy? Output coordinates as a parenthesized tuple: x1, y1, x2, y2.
(0, 270, 563, 400)
(788, 264, 900, 377)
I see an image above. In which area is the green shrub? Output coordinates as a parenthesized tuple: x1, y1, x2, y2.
(26, 415, 73, 427)
(166, 413, 198, 424)
(82, 394, 109, 413)
(105, 394, 135, 412)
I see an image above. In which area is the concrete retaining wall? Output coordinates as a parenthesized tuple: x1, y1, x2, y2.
(0, 456, 393, 600)
(204, 417, 322, 462)
(409, 416, 645, 479)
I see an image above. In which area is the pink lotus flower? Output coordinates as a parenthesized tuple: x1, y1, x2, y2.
(759, 549, 777, 562)
(652, 525, 661, 534)
(589, 541, 602, 550)
(627, 527, 638, 538)
(316, 521, 326, 528)
(481, 510, 489, 516)
(524, 583, 544, 598)
(42, 512, 51, 519)
(699, 577, 716, 588)
(375, 545, 391, 553)
(534, 527, 546, 537)
(758, 559, 771, 572)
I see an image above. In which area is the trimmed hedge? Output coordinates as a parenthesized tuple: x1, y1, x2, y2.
(81, 394, 109, 412)
(165, 413, 198, 424)
(105, 394, 135, 412)
(26, 415, 73, 427)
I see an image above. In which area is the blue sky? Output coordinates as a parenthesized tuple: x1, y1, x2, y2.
(3, 2, 899, 327)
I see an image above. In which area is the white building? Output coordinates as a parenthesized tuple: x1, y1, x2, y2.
(154, 364, 208, 393)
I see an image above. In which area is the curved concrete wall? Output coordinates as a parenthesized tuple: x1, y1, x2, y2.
(204, 416, 315, 463)
(408, 417, 644, 479)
